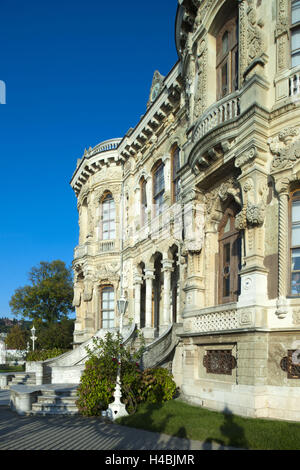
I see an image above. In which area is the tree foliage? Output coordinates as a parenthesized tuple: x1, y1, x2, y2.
(9, 260, 74, 324)
(5, 324, 29, 349)
(35, 318, 74, 349)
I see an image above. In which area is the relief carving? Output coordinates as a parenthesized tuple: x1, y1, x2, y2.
(268, 127, 300, 172)
(275, 0, 289, 71)
(239, 0, 265, 81)
(193, 38, 208, 121)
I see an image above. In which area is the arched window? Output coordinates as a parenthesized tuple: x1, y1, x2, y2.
(290, 190, 300, 295)
(218, 207, 241, 304)
(101, 193, 115, 240)
(140, 177, 147, 226)
(291, 0, 300, 67)
(171, 145, 180, 204)
(101, 285, 115, 328)
(153, 161, 165, 216)
(216, 13, 238, 100)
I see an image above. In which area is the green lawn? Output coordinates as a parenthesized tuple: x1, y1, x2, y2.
(116, 399, 300, 450)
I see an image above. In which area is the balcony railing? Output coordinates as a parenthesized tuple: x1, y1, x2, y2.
(99, 240, 115, 253)
(193, 92, 240, 143)
(289, 70, 300, 97)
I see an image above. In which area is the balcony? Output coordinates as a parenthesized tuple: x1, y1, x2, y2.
(275, 66, 300, 104)
(73, 240, 117, 260)
(289, 69, 300, 97)
(99, 240, 115, 253)
(193, 91, 241, 143)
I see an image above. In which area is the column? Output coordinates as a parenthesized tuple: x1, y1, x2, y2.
(133, 273, 143, 327)
(275, 178, 290, 318)
(162, 259, 173, 326)
(143, 268, 155, 338)
(134, 186, 140, 230)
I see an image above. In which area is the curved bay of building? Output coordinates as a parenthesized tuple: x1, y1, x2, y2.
(69, 0, 300, 421)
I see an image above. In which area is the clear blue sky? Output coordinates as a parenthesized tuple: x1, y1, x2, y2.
(0, 0, 179, 319)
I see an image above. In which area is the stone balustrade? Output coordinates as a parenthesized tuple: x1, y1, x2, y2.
(193, 92, 240, 143)
(99, 240, 115, 253)
(90, 138, 121, 156)
(289, 70, 300, 97)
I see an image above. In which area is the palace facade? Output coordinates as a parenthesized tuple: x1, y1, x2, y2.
(70, 0, 300, 421)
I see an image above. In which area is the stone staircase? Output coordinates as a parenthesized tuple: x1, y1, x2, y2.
(9, 372, 36, 387)
(30, 386, 78, 416)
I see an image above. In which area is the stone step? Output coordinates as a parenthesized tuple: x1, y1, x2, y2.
(30, 385, 79, 415)
(40, 388, 78, 397)
(37, 395, 78, 405)
(31, 402, 79, 415)
(9, 373, 36, 386)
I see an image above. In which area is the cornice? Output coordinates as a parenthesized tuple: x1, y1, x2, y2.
(70, 138, 122, 197)
(118, 62, 182, 161)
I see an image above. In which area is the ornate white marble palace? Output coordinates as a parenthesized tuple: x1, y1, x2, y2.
(70, 0, 300, 421)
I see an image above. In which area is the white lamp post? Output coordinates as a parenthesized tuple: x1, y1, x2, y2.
(107, 296, 129, 420)
(107, 163, 129, 421)
(30, 326, 37, 351)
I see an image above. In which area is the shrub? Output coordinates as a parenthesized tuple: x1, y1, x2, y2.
(139, 368, 177, 404)
(76, 330, 177, 417)
(76, 355, 118, 416)
(26, 348, 68, 362)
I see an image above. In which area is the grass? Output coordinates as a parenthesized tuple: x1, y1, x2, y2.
(116, 399, 300, 450)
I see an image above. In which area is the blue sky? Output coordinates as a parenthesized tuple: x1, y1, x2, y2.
(0, 0, 178, 319)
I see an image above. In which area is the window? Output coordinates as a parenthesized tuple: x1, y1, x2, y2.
(216, 14, 238, 100)
(153, 162, 165, 215)
(291, 0, 300, 67)
(171, 145, 180, 203)
(218, 208, 241, 304)
(101, 286, 115, 328)
(101, 193, 115, 240)
(290, 190, 300, 295)
(140, 177, 147, 226)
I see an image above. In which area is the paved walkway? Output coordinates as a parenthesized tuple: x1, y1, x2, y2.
(0, 391, 237, 451)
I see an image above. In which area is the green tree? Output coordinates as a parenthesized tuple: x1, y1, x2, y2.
(9, 260, 75, 325)
(36, 318, 75, 349)
(5, 324, 29, 349)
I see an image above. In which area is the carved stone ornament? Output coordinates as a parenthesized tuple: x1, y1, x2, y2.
(205, 179, 242, 222)
(193, 38, 208, 121)
(96, 262, 121, 284)
(239, 0, 265, 81)
(268, 127, 300, 172)
(245, 203, 265, 225)
(72, 286, 82, 307)
(147, 70, 165, 108)
(235, 146, 257, 168)
(83, 279, 93, 302)
(275, 0, 290, 72)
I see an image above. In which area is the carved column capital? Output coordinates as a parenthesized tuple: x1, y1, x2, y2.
(275, 177, 290, 196)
